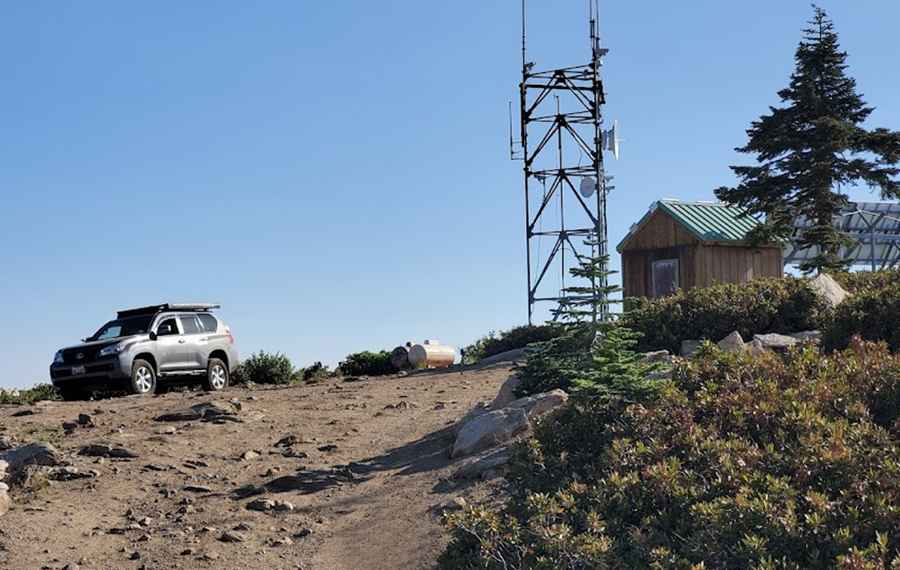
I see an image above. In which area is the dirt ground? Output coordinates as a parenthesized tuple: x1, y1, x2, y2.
(0, 364, 514, 570)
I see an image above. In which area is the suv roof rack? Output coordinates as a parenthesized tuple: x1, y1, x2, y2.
(117, 303, 221, 319)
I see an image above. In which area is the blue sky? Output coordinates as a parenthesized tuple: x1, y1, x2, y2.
(1, 1, 898, 388)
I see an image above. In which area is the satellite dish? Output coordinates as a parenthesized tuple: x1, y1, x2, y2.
(602, 120, 621, 160)
(580, 176, 597, 198)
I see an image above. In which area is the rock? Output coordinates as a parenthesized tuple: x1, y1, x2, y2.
(78, 444, 139, 459)
(10, 410, 35, 417)
(639, 350, 672, 365)
(489, 374, 522, 409)
(717, 331, 746, 353)
(451, 408, 529, 459)
(477, 347, 528, 367)
(2, 442, 63, 477)
(219, 531, 245, 543)
(0, 483, 10, 516)
(275, 435, 298, 447)
(47, 467, 96, 481)
(0, 435, 15, 451)
(240, 450, 259, 461)
(680, 339, 703, 358)
(453, 447, 512, 480)
(293, 528, 312, 539)
(273, 500, 294, 512)
(271, 537, 293, 547)
(183, 485, 213, 493)
(505, 389, 568, 420)
(155, 400, 240, 423)
(809, 273, 849, 308)
(747, 338, 767, 357)
(246, 498, 276, 512)
(789, 330, 823, 344)
(77, 414, 94, 427)
(128, 551, 141, 560)
(317, 444, 337, 453)
(753, 333, 799, 352)
(452, 402, 491, 435)
(62, 421, 79, 433)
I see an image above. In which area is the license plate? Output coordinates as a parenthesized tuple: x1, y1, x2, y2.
(71, 365, 86, 376)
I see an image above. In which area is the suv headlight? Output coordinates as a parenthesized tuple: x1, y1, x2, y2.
(99, 343, 126, 357)
(53, 350, 64, 365)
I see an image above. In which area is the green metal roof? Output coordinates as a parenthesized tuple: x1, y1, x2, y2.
(617, 200, 763, 251)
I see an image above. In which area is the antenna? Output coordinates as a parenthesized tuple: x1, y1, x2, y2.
(602, 120, 621, 160)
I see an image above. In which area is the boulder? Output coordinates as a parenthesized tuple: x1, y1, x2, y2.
(753, 333, 799, 352)
(505, 390, 568, 420)
(477, 348, 528, 367)
(0, 483, 9, 517)
(809, 273, 849, 308)
(789, 330, 823, 344)
(639, 350, 672, 365)
(1, 442, 63, 478)
(717, 331, 746, 354)
(79, 444, 139, 459)
(747, 338, 768, 357)
(451, 408, 529, 459)
(155, 401, 240, 423)
(453, 447, 512, 480)
(680, 340, 703, 358)
(489, 374, 522, 409)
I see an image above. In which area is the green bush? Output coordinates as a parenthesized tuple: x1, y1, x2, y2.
(825, 285, 900, 351)
(623, 277, 828, 353)
(832, 269, 900, 294)
(232, 351, 295, 385)
(339, 351, 396, 377)
(0, 383, 59, 405)
(295, 361, 331, 383)
(441, 342, 900, 568)
(464, 325, 565, 363)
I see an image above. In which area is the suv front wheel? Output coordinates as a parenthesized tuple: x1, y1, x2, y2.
(205, 358, 229, 392)
(130, 359, 157, 395)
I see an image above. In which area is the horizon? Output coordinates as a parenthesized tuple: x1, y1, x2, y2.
(2, 1, 899, 388)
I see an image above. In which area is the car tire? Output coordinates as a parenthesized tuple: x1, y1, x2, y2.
(58, 387, 86, 401)
(130, 359, 157, 396)
(205, 358, 229, 392)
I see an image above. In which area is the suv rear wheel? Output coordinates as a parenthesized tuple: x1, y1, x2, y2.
(205, 358, 229, 392)
(130, 359, 157, 395)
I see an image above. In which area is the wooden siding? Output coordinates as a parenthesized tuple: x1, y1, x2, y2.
(695, 244, 783, 288)
(619, 209, 699, 251)
(622, 246, 697, 298)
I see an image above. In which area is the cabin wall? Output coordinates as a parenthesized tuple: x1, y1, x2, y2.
(619, 210, 699, 251)
(695, 245, 783, 287)
(622, 245, 697, 298)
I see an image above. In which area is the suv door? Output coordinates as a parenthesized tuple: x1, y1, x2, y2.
(177, 314, 207, 370)
(154, 316, 187, 372)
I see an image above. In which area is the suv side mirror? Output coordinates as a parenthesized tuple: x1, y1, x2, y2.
(149, 332, 158, 341)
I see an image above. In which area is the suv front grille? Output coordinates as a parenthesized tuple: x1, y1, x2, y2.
(62, 346, 104, 364)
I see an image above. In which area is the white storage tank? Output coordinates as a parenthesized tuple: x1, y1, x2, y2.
(407, 340, 456, 369)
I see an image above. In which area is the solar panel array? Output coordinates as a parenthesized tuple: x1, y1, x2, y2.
(784, 202, 900, 269)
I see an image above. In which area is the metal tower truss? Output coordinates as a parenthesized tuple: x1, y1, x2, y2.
(515, 2, 612, 325)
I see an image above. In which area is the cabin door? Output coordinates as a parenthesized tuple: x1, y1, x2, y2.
(651, 258, 679, 297)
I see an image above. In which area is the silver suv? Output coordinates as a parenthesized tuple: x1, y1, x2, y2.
(50, 304, 240, 400)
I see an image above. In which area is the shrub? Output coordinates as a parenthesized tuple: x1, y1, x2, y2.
(232, 351, 295, 385)
(825, 285, 900, 351)
(623, 277, 827, 353)
(296, 361, 331, 383)
(464, 325, 565, 363)
(339, 351, 396, 377)
(0, 383, 59, 405)
(442, 342, 900, 568)
(832, 269, 900, 294)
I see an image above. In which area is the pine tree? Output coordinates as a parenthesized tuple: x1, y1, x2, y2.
(715, 6, 900, 274)
(550, 236, 620, 333)
(568, 326, 661, 401)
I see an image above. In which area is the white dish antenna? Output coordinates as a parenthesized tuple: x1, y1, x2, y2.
(579, 176, 598, 198)
(602, 120, 621, 160)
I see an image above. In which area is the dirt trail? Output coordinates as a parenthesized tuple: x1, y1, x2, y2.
(0, 365, 513, 570)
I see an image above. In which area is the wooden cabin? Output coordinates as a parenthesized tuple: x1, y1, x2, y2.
(617, 200, 783, 299)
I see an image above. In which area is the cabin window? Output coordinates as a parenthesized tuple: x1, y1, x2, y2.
(651, 259, 679, 297)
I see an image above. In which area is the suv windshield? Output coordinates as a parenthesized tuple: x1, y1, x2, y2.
(90, 315, 154, 341)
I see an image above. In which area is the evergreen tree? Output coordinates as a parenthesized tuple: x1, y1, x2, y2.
(550, 235, 620, 333)
(715, 6, 900, 274)
(568, 325, 661, 401)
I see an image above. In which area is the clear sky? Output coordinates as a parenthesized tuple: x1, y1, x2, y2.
(2, 1, 898, 388)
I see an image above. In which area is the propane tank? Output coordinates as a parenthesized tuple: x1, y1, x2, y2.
(407, 340, 456, 369)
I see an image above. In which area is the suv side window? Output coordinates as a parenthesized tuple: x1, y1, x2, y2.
(198, 314, 218, 333)
(156, 318, 180, 337)
(180, 315, 202, 335)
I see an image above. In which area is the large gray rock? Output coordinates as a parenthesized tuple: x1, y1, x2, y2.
(753, 333, 799, 352)
(506, 390, 568, 420)
(478, 348, 528, 367)
(680, 340, 703, 358)
(789, 330, 823, 344)
(490, 374, 522, 409)
(717, 331, 746, 354)
(451, 408, 529, 459)
(0, 483, 9, 517)
(1, 442, 63, 479)
(453, 447, 512, 480)
(639, 350, 672, 365)
(809, 273, 849, 308)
